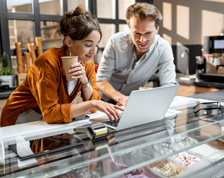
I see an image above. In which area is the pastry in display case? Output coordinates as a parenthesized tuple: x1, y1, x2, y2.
(208, 139, 224, 150)
(148, 159, 186, 178)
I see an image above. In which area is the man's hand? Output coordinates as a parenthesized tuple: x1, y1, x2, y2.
(97, 81, 129, 106)
(117, 95, 129, 106)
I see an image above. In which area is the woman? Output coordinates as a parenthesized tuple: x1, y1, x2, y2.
(1, 6, 121, 127)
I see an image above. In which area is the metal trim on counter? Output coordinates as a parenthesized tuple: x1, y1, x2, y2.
(189, 89, 224, 102)
(176, 72, 224, 90)
(149, 73, 224, 89)
(177, 78, 224, 89)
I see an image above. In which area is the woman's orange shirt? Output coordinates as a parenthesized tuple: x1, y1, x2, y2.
(1, 46, 100, 127)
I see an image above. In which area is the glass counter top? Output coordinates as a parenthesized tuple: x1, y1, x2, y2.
(1, 100, 224, 178)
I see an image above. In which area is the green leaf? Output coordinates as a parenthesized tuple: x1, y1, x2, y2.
(0, 52, 14, 76)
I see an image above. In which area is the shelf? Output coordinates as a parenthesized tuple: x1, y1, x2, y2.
(41, 24, 59, 30)
(42, 37, 62, 42)
(9, 36, 16, 39)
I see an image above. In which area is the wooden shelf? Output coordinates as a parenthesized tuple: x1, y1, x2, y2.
(42, 38, 62, 42)
(41, 25, 59, 30)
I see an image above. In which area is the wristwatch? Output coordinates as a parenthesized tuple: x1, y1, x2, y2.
(82, 78, 91, 88)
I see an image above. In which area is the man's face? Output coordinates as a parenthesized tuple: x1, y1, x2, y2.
(129, 16, 159, 54)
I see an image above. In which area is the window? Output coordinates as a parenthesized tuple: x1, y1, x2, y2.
(1, 0, 144, 65)
(8, 20, 34, 48)
(97, 0, 115, 19)
(7, 0, 32, 13)
(67, 0, 87, 11)
(41, 21, 62, 48)
(39, 0, 62, 15)
(99, 24, 116, 48)
(119, 0, 135, 19)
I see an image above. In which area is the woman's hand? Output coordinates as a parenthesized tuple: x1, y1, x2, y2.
(69, 62, 87, 84)
(92, 100, 123, 121)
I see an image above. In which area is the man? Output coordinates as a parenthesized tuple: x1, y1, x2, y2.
(96, 3, 177, 106)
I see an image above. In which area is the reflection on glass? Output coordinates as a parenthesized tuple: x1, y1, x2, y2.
(3, 102, 224, 178)
(193, 102, 223, 122)
(119, 24, 129, 32)
(7, 0, 32, 13)
(8, 20, 34, 48)
(41, 21, 63, 48)
(39, 0, 61, 15)
(99, 24, 115, 48)
(67, 0, 87, 11)
(118, 0, 135, 20)
(97, 0, 115, 19)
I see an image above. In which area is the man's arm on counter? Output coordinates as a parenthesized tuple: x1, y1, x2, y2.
(97, 81, 129, 106)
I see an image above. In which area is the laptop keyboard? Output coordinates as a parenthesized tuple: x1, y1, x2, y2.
(104, 120, 120, 127)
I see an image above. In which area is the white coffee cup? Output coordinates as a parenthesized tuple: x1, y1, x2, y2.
(61, 56, 78, 81)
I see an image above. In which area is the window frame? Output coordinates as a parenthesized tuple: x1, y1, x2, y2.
(0, 0, 153, 64)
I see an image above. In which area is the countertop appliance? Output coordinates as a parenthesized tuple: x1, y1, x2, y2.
(199, 35, 224, 82)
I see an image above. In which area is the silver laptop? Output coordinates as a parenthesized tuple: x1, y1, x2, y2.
(103, 84, 180, 130)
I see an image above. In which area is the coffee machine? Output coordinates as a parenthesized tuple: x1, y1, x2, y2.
(198, 35, 224, 82)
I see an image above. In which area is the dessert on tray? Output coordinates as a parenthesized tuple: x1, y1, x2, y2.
(149, 159, 185, 178)
(171, 151, 201, 166)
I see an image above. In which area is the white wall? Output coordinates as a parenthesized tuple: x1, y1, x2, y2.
(154, 0, 224, 45)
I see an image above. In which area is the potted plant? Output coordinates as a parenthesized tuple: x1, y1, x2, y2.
(0, 52, 15, 88)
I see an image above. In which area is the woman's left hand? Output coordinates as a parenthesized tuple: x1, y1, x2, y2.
(69, 62, 87, 83)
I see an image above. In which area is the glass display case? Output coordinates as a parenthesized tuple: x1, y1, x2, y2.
(1, 99, 224, 178)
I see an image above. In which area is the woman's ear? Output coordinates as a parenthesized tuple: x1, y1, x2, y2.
(64, 36, 72, 47)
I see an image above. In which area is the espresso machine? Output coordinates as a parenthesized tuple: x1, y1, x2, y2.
(197, 35, 224, 82)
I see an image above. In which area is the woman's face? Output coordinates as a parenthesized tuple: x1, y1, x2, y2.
(71, 30, 101, 63)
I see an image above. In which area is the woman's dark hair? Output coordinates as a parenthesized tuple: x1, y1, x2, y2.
(60, 6, 102, 43)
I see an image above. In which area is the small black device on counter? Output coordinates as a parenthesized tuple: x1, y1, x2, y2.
(74, 123, 108, 140)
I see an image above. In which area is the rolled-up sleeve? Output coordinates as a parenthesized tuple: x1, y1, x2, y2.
(29, 61, 73, 124)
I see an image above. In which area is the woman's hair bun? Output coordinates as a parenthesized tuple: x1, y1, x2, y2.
(60, 5, 102, 43)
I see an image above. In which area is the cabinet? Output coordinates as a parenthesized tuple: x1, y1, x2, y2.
(1, 97, 224, 177)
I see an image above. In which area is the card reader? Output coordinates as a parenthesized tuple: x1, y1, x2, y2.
(74, 123, 108, 140)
